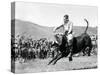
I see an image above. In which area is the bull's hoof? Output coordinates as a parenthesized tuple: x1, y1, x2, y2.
(48, 61, 51, 65)
(69, 57, 72, 61)
(48, 62, 51, 65)
(53, 62, 56, 65)
(88, 53, 91, 56)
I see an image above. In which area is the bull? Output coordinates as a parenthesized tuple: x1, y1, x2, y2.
(48, 19, 92, 65)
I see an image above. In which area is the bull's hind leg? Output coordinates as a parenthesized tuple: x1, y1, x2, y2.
(48, 53, 61, 65)
(82, 47, 87, 56)
(88, 46, 92, 56)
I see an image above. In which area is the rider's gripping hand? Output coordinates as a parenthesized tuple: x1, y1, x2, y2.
(53, 27, 57, 32)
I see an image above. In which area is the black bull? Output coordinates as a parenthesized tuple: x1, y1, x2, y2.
(48, 19, 92, 65)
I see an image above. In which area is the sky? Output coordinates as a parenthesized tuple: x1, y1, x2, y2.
(14, 2, 98, 27)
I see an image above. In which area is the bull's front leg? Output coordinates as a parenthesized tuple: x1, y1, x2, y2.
(52, 53, 62, 65)
(48, 53, 61, 65)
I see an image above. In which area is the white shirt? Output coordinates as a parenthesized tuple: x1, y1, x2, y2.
(53, 20, 73, 34)
(64, 21, 73, 33)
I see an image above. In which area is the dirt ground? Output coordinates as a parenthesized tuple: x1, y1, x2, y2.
(13, 55, 97, 73)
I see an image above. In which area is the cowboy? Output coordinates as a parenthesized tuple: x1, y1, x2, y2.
(53, 14, 73, 46)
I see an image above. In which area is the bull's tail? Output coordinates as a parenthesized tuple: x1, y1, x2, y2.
(84, 18, 89, 33)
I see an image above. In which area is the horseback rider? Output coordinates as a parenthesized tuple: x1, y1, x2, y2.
(53, 14, 73, 46)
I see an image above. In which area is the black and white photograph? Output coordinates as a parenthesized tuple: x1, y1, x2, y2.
(11, 2, 98, 73)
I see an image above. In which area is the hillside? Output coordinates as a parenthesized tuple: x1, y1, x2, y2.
(11, 19, 97, 40)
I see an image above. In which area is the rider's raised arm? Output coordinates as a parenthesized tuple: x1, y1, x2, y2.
(53, 24, 64, 32)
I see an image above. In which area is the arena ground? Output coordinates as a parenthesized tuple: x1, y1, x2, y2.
(12, 55, 97, 73)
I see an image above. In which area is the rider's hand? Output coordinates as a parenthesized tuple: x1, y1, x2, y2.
(53, 27, 56, 33)
(53, 30, 56, 33)
(53, 29, 55, 32)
